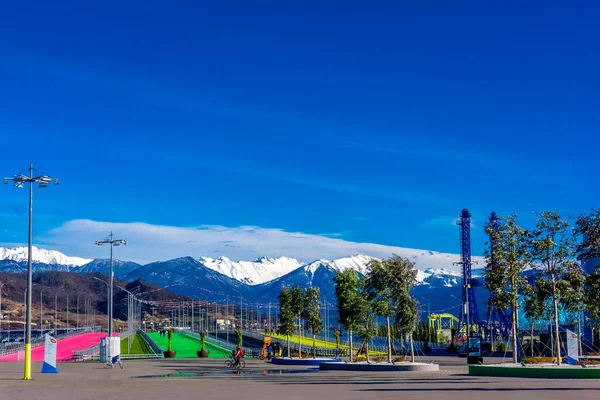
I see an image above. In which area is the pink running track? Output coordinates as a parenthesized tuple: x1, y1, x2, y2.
(0, 332, 110, 362)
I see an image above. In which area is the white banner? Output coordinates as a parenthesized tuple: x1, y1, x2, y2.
(566, 329, 579, 365)
(41, 334, 59, 373)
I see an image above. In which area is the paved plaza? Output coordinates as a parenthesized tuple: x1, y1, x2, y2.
(1, 356, 599, 400)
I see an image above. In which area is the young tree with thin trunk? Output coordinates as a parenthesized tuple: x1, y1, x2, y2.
(484, 213, 531, 362)
(383, 255, 419, 363)
(523, 277, 551, 357)
(575, 209, 600, 265)
(530, 211, 576, 365)
(365, 256, 417, 363)
(303, 287, 323, 359)
(357, 288, 375, 363)
(575, 209, 600, 346)
(290, 286, 305, 358)
(585, 271, 600, 344)
(334, 269, 362, 362)
(278, 287, 295, 358)
(562, 263, 586, 355)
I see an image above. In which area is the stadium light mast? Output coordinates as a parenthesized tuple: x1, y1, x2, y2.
(95, 232, 127, 339)
(3, 163, 58, 380)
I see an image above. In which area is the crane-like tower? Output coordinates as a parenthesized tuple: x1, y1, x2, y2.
(456, 209, 480, 337)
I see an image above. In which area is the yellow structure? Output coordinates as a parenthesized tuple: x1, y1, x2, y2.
(260, 336, 271, 360)
(428, 313, 459, 343)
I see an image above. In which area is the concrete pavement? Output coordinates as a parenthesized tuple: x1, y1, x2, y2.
(0, 356, 599, 400)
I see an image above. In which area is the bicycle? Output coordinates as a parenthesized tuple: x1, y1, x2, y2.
(103, 355, 123, 369)
(224, 358, 245, 369)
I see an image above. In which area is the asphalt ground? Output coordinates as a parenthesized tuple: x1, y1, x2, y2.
(0, 355, 599, 400)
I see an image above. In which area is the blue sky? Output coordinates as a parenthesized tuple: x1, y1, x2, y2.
(1, 1, 599, 262)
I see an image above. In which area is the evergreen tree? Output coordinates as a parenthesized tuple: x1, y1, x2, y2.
(334, 269, 362, 362)
(530, 211, 576, 365)
(303, 287, 323, 359)
(278, 287, 295, 358)
(483, 213, 531, 362)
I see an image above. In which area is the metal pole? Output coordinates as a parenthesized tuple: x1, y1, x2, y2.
(54, 292, 57, 332)
(214, 298, 217, 337)
(428, 301, 431, 343)
(109, 235, 113, 338)
(40, 287, 49, 338)
(23, 292, 26, 344)
(66, 293, 69, 331)
(77, 294, 80, 329)
(226, 296, 229, 344)
(0, 284, 3, 342)
(25, 163, 33, 380)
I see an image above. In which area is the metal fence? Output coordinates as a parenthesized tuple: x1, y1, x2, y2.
(137, 329, 163, 355)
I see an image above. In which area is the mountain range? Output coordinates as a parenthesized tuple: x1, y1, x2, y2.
(0, 246, 487, 317)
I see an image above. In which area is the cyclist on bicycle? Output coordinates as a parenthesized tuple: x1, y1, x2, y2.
(233, 346, 244, 368)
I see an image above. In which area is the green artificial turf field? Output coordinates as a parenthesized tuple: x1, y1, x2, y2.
(148, 332, 231, 358)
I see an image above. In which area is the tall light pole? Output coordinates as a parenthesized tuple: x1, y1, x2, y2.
(95, 232, 127, 340)
(39, 287, 50, 338)
(76, 294, 81, 330)
(54, 292, 58, 333)
(117, 285, 139, 353)
(4, 163, 58, 380)
(93, 277, 109, 332)
(0, 280, 14, 342)
(66, 293, 71, 331)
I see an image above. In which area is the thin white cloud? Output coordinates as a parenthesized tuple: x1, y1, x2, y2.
(35, 219, 481, 271)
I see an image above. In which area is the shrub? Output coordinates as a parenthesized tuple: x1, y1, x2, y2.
(522, 357, 557, 364)
(496, 343, 510, 353)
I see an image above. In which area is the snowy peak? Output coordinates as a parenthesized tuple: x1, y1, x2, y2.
(198, 255, 302, 285)
(300, 255, 472, 288)
(302, 255, 375, 280)
(0, 246, 92, 267)
(416, 267, 463, 287)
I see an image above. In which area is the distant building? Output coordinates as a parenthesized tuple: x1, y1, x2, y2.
(584, 257, 600, 274)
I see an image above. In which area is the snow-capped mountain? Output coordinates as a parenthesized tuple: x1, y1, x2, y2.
(198, 256, 302, 285)
(0, 246, 91, 267)
(304, 254, 375, 277)
(417, 268, 463, 287)
(78, 259, 143, 279)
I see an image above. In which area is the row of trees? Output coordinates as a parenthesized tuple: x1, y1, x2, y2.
(484, 210, 600, 365)
(278, 286, 323, 358)
(335, 255, 419, 363)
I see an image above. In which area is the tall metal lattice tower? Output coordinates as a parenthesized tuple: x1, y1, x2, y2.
(457, 209, 480, 335)
(486, 211, 511, 340)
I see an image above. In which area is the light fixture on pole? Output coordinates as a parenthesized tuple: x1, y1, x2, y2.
(95, 232, 127, 340)
(4, 163, 58, 380)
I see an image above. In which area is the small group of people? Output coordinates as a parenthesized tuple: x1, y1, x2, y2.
(158, 329, 167, 338)
(232, 346, 245, 368)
